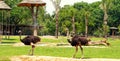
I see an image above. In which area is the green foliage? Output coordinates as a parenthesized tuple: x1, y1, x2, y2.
(58, 0, 120, 36)
(108, 0, 120, 27)
(5, 0, 28, 24)
(59, 5, 74, 34)
(118, 25, 120, 33)
(93, 25, 110, 37)
(93, 28, 104, 37)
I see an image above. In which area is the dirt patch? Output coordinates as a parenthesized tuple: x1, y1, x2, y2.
(13, 42, 70, 47)
(10, 55, 120, 61)
(13, 43, 25, 46)
(41, 35, 56, 39)
(13, 42, 109, 49)
(83, 46, 108, 48)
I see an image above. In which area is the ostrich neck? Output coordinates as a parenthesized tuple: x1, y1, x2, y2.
(19, 33, 22, 42)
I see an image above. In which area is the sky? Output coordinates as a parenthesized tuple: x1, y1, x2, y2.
(43, 0, 101, 15)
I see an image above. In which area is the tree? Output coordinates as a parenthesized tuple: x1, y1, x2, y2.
(108, 0, 120, 27)
(85, 11, 90, 37)
(51, 0, 61, 38)
(58, 5, 73, 36)
(100, 0, 112, 38)
(59, 5, 78, 37)
(74, 2, 90, 37)
(69, 6, 78, 36)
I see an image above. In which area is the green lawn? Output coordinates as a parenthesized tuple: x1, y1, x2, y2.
(1, 36, 68, 43)
(0, 36, 120, 61)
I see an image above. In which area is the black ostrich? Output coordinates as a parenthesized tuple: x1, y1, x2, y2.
(67, 35, 110, 58)
(18, 30, 40, 55)
(67, 35, 90, 58)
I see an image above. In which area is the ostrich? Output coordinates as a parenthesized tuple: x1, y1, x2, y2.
(67, 35, 90, 58)
(68, 35, 110, 58)
(18, 30, 40, 55)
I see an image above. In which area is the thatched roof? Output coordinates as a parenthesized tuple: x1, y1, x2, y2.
(110, 27, 118, 30)
(18, 0, 46, 7)
(0, 1, 11, 10)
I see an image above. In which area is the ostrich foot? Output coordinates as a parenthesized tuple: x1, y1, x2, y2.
(72, 55, 76, 58)
(28, 53, 34, 56)
(80, 55, 84, 59)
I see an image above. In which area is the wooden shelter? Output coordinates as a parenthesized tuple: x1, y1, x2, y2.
(0, 0, 11, 40)
(1, 24, 43, 35)
(110, 27, 118, 36)
(18, 0, 46, 36)
(0, 1, 11, 10)
(0, 0, 11, 32)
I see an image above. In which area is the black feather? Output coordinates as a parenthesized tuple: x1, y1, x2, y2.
(69, 35, 89, 46)
(20, 35, 40, 45)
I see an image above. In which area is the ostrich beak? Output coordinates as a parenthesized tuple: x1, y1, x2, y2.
(67, 39, 71, 43)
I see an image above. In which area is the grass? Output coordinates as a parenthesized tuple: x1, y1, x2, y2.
(1, 36, 68, 43)
(0, 36, 120, 61)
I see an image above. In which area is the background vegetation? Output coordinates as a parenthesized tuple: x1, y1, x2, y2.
(0, 0, 119, 37)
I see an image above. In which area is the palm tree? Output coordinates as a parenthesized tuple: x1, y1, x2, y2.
(100, 0, 112, 39)
(51, 0, 61, 38)
(70, 7, 77, 36)
(85, 11, 90, 37)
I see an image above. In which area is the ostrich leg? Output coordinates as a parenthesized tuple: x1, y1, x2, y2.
(73, 46, 78, 58)
(31, 45, 35, 55)
(28, 43, 35, 55)
(79, 45, 84, 58)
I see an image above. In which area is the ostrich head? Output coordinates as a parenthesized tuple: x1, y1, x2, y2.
(67, 39, 79, 46)
(67, 39, 71, 43)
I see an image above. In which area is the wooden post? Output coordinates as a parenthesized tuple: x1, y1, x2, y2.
(31, 6, 38, 36)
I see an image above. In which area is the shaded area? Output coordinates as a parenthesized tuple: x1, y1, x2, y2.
(1, 42, 16, 44)
(0, 37, 18, 45)
(1, 24, 43, 35)
(2, 38, 16, 40)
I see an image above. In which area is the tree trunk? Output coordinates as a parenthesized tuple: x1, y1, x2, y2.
(55, 12, 58, 38)
(103, 10, 108, 39)
(50, 0, 61, 38)
(66, 28, 69, 38)
(85, 15, 88, 37)
(72, 16, 75, 36)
